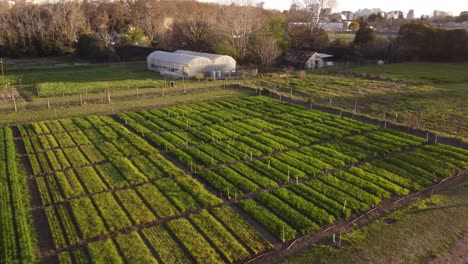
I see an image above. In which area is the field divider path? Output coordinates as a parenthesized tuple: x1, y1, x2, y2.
(11, 127, 57, 256)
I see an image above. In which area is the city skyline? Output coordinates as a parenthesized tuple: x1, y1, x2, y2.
(199, 0, 468, 17)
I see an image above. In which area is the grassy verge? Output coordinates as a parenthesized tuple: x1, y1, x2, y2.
(342, 62, 468, 84)
(0, 89, 254, 126)
(283, 174, 468, 264)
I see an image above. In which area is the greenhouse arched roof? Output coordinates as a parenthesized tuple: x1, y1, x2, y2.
(174, 50, 236, 65)
(147, 51, 212, 66)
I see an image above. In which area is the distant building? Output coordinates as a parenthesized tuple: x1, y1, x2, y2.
(290, 4, 300, 12)
(319, 22, 348, 31)
(433, 10, 453, 18)
(386, 11, 403, 19)
(354, 8, 382, 19)
(460, 11, 468, 16)
(256, 2, 264, 9)
(321, 8, 332, 16)
(307, 3, 320, 17)
(407, 10, 415, 20)
(283, 51, 334, 69)
(341, 11, 354, 21)
(430, 22, 468, 30)
(330, 13, 347, 21)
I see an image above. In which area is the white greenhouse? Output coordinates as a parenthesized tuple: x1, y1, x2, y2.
(147, 50, 236, 78)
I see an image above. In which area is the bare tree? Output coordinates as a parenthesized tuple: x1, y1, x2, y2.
(131, 0, 174, 46)
(297, 0, 337, 30)
(249, 35, 281, 66)
(216, 3, 265, 60)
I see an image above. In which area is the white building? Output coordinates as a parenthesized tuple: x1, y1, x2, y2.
(407, 10, 415, 20)
(433, 10, 453, 18)
(341, 11, 354, 21)
(354, 8, 382, 19)
(290, 3, 300, 12)
(147, 50, 236, 78)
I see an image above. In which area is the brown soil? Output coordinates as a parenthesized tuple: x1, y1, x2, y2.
(431, 233, 468, 264)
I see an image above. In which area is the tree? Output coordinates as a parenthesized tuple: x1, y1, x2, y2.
(354, 20, 375, 45)
(216, 3, 265, 61)
(76, 33, 119, 62)
(249, 34, 281, 66)
(121, 27, 147, 45)
(289, 26, 330, 50)
(456, 14, 468, 22)
(296, 0, 337, 31)
(348, 21, 359, 31)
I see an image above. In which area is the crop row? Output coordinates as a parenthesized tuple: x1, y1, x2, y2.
(237, 142, 467, 241)
(0, 128, 36, 263)
(36, 79, 165, 97)
(193, 128, 422, 198)
(57, 206, 270, 264)
(128, 106, 376, 153)
(45, 173, 221, 250)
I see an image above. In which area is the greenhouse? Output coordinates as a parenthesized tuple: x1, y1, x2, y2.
(147, 50, 236, 78)
(174, 50, 237, 72)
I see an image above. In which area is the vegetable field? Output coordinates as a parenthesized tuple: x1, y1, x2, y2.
(2, 95, 467, 263)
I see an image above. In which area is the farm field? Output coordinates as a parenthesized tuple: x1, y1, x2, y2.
(255, 63, 468, 140)
(1, 95, 467, 263)
(1, 60, 235, 102)
(283, 174, 468, 264)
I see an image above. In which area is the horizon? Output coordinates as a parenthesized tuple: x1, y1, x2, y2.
(198, 0, 468, 17)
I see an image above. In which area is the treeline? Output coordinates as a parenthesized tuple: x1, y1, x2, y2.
(0, 0, 467, 64)
(0, 0, 290, 64)
(333, 21, 468, 63)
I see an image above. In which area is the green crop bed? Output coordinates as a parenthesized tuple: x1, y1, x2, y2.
(2, 95, 467, 263)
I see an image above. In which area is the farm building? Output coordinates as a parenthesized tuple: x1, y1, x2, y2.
(147, 50, 236, 78)
(282, 51, 334, 69)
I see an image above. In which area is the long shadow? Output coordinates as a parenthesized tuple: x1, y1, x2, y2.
(409, 203, 468, 215)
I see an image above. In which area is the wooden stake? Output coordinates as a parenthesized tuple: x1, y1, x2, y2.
(282, 226, 285, 242)
(339, 227, 343, 247)
(13, 95, 17, 113)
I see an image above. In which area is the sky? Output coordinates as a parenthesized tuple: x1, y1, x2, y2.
(198, 0, 468, 17)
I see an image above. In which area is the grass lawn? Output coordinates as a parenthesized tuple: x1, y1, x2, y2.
(0, 89, 254, 126)
(3, 62, 161, 85)
(283, 174, 468, 264)
(344, 62, 468, 84)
